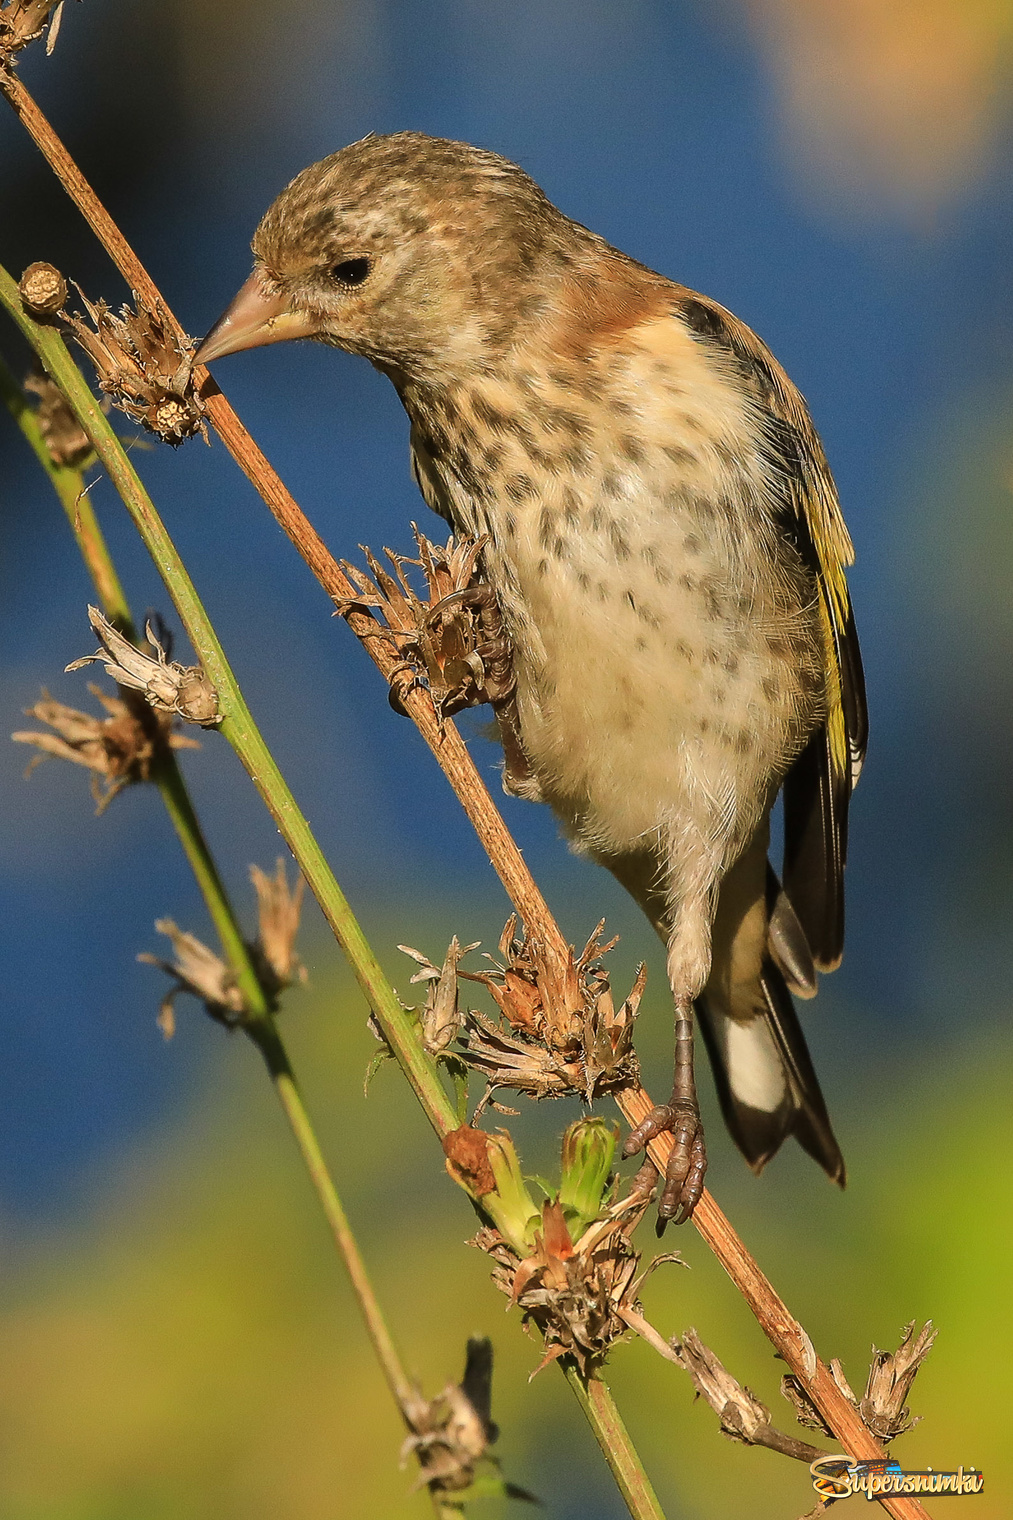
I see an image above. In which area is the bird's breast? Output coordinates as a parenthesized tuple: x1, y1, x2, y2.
(403, 326, 825, 855)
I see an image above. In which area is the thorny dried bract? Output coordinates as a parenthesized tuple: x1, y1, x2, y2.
(23, 365, 92, 466)
(462, 917, 643, 1106)
(0, 0, 70, 62)
(401, 1337, 536, 1505)
(68, 605, 221, 726)
(782, 1321, 937, 1445)
(398, 920, 642, 1106)
(336, 528, 535, 783)
(60, 279, 205, 444)
(445, 1120, 680, 1378)
(12, 684, 199, 812)
(139, 859, 306, 1036)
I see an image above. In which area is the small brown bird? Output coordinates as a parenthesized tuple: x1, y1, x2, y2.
(197, 132, 867, 1222)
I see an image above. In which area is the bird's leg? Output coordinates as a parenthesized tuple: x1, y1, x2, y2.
(622, 997, 706, 1224)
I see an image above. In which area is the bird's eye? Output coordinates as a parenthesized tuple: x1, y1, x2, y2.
(331, 257, 371, 287)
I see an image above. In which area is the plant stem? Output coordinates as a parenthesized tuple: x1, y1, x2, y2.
(1, 348, 459, 1511)
(0, 347, 268, 1018)
(565, 1369, 667, 1520)
(247, 1019, 418, 1414)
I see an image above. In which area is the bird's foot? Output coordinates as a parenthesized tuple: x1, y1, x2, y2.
(623, 1098, 707, 1226)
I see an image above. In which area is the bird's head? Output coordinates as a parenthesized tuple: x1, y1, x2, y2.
(196, 131, 578, 384)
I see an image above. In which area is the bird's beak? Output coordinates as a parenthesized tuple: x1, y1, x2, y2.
(195, 270, 319, 364)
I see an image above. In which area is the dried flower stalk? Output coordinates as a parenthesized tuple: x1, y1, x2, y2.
(782, 1322, 937, 1446)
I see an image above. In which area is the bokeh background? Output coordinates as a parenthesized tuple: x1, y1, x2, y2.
(2, 1, 1012, 1515)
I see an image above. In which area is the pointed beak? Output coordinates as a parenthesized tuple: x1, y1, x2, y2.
(194, 270, 319, 365)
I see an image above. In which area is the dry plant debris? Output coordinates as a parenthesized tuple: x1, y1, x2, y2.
(782, 1321, 937, 1445)
(23, 364, 92, 466)
(139, 859, 306, 1036)
(672, 1328, 825, 1464)
(58, 277, 205, 444)
(0, 0, 70, 61)
(460, 917, 643, 1105)
(335, 527, 537, 784)
(68, 605, 221, 726)
(399, 935, 481, 1055)
(444, 1119, 681, 1378)
(12, 684, 198, 812)
(401, 1337, 537, 1505)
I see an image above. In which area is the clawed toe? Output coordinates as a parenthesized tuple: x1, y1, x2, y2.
(624, 1100, 707, 1226)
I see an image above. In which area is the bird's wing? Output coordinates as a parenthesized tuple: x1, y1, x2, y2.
(674, 291, 868, 971)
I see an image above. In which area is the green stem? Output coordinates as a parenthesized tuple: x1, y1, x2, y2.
(1, 336, 431, 1482)
(565, 1369, 667, 1520)
(0, 271, 666, 1520)
(0, 263, 456, 1137)
(248, 1021, 418, 1416)
(0, 347, 268, 1019)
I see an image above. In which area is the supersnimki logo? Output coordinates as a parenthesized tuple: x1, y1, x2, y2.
(811, 1455, 984, 1500)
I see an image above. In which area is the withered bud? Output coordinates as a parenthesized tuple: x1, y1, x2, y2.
(67, 606, 221, 726)
(64, 285, 205, 445)
(12, 684, 198, 813)
(249, 858, 307, 991)
(139, 919, 245, 1039)
(860, 1321, 936, 1443)
(19, 261, 67, 316)
(398, 936, 479, 1054)
(23, 367, 92, 467)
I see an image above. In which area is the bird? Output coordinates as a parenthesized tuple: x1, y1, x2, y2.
(196, 131, 867, 1223)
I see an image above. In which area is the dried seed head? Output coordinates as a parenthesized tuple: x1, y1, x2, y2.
(63, 285, 206, 445)
(249, 858, 307, 991)
(12, 683, 198, 812)
(672, 1329, 773, 1443)
(398, 936, 479, 1054)
(138, 919, 246, 1037)
(67, 606, 221, 727)
(19, 261, 67, 316)
(458, 918, 643, 1107)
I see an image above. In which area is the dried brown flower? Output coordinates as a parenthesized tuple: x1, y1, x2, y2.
(399, 936, 480, 1054)
(12, 684, 198, 812)
(68, 605, 221, 726)
(781, 1321, 936, 1446)
(140, 860, 308, 1035)
(19, 261, 67, 316)
(63, 285, 205, 444)
(458, 917, 643, 1106)
(23, 366, 92, 467)
(0, 0, 69, 61)
(139, 919, 245, 1039)
(400, 1338, 537, 1504)
(249, 858, 307, 993)
(337, 527, 515, 708)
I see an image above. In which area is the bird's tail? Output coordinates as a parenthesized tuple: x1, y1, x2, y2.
(695, 832, 845, 1182)
(602, 825, 844, 1182)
